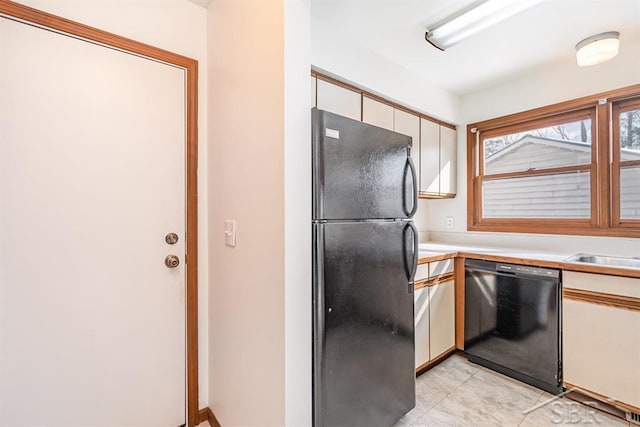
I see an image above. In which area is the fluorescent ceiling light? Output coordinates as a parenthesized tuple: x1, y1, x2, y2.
(425, 0, 545, 51)
(575, 31, 620, 67)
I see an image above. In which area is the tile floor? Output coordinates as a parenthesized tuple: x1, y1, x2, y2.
(198, 355, 632, 426)
(394, 354, 631, 426)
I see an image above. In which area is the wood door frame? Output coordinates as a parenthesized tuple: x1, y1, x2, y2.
(0, 1, 200, 425)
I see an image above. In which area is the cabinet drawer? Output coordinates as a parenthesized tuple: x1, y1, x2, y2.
(563, 271, 640, 299)
(429, 258, 453, 278)
(415, 263, 429, 282)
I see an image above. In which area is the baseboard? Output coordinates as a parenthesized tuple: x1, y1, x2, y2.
(564, 382, 636, 420)
(197, 408, 209, 424)
(208, 408, 221, 427)
(416, 347, 457, 376)
(197, 407, 221, 427)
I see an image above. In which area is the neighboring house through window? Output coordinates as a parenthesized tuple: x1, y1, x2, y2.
(467, 84, 640, 237)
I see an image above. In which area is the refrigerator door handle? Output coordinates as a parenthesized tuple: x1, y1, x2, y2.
(402, 222, 419, 285)
(403, 156, 418, 218)
(410, 221, 418, 282)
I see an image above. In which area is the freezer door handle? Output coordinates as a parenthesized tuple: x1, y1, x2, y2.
(403, 156, 418, 218)
(410, 221, 418, 281)
(403, 222, 419, 285)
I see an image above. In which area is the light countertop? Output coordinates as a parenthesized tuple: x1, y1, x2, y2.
(419, 242, 571, 263)
(417, 241, 640, 278)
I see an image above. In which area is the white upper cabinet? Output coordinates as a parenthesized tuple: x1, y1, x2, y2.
(420, 118, 457, 198)
(394, 109, 420, 181)
(440, 125, 457, 196)
(314, 74, 456, 198)
(420, 118, 440, 195)
(316, 79, 361, 121)
(362, 96, 394, 131)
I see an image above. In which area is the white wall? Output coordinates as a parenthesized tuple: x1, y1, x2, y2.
(311, 16, 461, 125)
(461, 38, 640, 124)
(207, 0, 314, 425)
(426, 36, 640, 256)
(285, 0, 313, 426)
(311, 15, 461, 238)
(9, 0, 210, 409)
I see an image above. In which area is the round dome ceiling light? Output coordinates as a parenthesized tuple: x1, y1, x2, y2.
(575, 31, 620, 67)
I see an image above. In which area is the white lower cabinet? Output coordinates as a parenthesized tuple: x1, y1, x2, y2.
(429, 279, 455, 359)
(564, 300, 640, 409)
(414, 277, 455, 370)
(563, 271, 640, 411)
(414, 286, 430, 369)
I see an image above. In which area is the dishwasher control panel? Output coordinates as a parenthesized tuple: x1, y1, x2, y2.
(496, 263, 560, 278)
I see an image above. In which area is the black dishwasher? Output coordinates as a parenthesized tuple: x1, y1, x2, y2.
(464, 259, 562, 394)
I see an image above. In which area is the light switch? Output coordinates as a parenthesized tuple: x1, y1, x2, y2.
(224, 220, 236, 247)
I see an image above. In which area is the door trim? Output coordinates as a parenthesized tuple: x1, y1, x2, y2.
(0, 1, 200, 425)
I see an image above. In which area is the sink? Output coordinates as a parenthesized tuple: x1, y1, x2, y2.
(565, 253, 640, 269)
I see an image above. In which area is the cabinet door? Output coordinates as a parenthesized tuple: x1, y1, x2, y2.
(429, 280, 455, 359)
(563, 299, 640, 408)
(420, 118, 440, 195)
(394, 109, 420, 182)
(440, 126, 457, 195)
(414, 286, 430, 369)
(310, 75, 317, 108)
(362, 96, 394, 131)
(316, 79, 361, 121)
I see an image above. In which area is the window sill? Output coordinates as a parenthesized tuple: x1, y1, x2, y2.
(468, 221, 640, 238)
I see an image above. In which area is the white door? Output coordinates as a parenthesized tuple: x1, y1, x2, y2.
(0, 17, 186, 427)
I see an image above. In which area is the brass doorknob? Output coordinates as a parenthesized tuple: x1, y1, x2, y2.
(165, 255, 180, 268)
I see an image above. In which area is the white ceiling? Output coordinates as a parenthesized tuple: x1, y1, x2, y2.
(185, 0, 211, 8)
(311, 0, 640, 95)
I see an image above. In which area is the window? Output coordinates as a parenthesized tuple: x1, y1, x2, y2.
(481, 111, 594, 220)
(468, 84, 640, 237)
(613, 97, 640, 223)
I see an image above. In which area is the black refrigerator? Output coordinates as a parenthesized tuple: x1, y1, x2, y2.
(312, 108, 418, 427)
